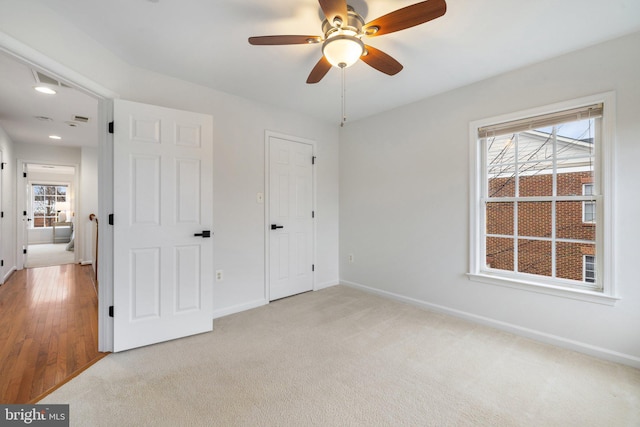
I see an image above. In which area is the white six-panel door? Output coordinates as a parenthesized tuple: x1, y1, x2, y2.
(268, 134, 314, 301)
(113, 100, 213, 352)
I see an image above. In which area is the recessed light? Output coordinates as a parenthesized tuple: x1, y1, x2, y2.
(49, 135, 62, 140)
(34, 86, 57, 95)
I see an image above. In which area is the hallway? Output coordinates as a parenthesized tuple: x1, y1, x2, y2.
(0, 264, 106, 403)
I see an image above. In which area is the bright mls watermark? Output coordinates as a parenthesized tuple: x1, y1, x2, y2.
(0, 405, 69, 426)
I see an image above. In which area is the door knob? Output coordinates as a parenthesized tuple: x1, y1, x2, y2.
(194, 230, 211, 238)
(271, 224, 284, 230)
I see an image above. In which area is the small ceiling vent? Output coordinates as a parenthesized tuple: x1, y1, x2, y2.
(73, 115, 90, 123)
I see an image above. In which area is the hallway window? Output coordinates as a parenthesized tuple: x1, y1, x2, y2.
(32, 184, 68, 227)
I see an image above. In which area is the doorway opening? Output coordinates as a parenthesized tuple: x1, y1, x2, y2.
(0, 38, 114, 402)
(23, 163, 79, 268)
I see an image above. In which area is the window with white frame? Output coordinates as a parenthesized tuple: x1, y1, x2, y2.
(32, 184, 68, 228)
(584, 255, 596, 283)
(582, 183, 595, 223)
(469, 94, 616, 302)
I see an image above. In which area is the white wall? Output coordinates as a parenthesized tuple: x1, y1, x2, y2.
(0, 125, 16, 283)
(80, 147, 98, 267)
(113, 53, 340, 318)
(339, 31, 640, 366)
(0, 2, 340, 317)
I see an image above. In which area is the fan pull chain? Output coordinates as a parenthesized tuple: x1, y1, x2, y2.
(341, 64, 346, 127)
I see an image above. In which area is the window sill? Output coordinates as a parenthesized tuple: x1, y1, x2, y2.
(467, 272, 619, 306)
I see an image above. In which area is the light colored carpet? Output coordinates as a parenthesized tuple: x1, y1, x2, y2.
(25, 243, 75, 268)
(40, 285, 640, 426)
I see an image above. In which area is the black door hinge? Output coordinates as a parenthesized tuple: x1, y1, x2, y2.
(108, 121, 114, 134)
(0, 260, 3, 267)
(109, 306, 114, 317)
(312, 156, 316, 165)
(312, 264, 315, 272)
(23, 211, 27, 216)
(1, 162, 5, 170)
(312, 211, 315, 218)
(23, 172, 27, 178)
(108, 214, 114, 225)
(23, 248, 27, 254)
(1, 211, 3, 218)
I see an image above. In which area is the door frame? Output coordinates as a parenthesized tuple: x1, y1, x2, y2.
(264, 130, 317, 302)
(17, 161, 80, 267)
(0, 32, 117, 352)
(0, 148, 3, 284)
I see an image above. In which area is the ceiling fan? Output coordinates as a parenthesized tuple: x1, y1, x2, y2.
(248, 0, 447, 84)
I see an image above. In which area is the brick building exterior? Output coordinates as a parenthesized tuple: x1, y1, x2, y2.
(486, 171, 595, 282)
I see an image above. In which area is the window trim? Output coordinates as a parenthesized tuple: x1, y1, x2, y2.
(468, 92, 617, 305)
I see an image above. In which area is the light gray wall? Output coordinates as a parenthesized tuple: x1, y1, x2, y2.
(0, 2, 340, 317)
(0, 125, 16, 283)
(112, 53, 340, 317)
(339, 31, 640, 366)
(80, 147, 98, 267)
(15, 143, 81, 164)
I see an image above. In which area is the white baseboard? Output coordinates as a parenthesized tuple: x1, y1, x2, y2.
(80, 260, 94, 266)
(2, 266, 17, 284)
(213, 298, 267, 319)
(212, 281, 338, 320)
(341, 279, 640, 369)
(315, 280, 339, 290)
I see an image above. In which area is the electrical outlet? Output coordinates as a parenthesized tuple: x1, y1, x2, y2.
(348, 254, 354, 264)
(216, 270, 224, 281)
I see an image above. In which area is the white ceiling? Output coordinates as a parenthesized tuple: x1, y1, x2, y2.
(1, 0, 639, 145)
(0, 52, 98, 148)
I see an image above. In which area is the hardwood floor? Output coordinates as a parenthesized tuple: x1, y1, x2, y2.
(0, 264, 107, 403)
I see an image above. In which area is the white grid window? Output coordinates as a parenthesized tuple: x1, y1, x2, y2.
(469, 93, 616, 303)
(584, 255, 596, 283)
(32, 184, 68, 228)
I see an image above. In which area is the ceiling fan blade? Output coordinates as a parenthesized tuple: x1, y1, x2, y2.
(248, 35, 322, 45)
(360, 46, 403, 76)
(363, 0, 447, 37)
(318, 0, 348, 26)
(306, 56, 332, 84)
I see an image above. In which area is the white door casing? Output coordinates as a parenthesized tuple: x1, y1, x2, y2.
(17, 162, 29, 269)
(0, 149, 2, 283)
(267, 133, 315, 301)
(113, 99, 214, 352)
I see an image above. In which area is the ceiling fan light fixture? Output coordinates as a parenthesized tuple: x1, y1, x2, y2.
(322, 34, 364, 68)
(364, 26, 379, 36)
